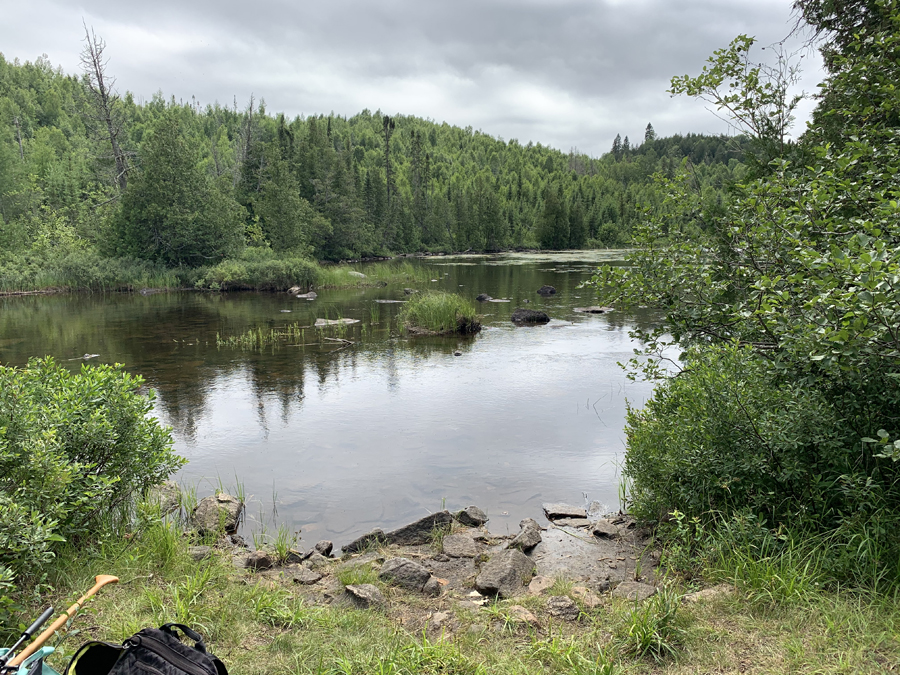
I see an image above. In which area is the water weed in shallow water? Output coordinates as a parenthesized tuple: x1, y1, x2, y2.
(400, 291, 481, 335)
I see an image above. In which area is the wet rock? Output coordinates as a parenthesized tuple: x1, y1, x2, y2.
(511, 308, 551, 324)
(547, 596, 580, 621)
(508, 605, 540, 627)
(683, 584, 733, 604)
(443, 534, 478, 558)
(423, 577, 445, 598)
(149, 481, 181, 514)
(245, 551, 274, 571)
(347, 271, 367, 278)
(295, 291, 318, 299)
(571, 586, 603, 609)
(403, 288, 418, 295)
(509, 518, 542, 552)
(293, 568, 323, 585)
(553, 517, 591, 528)
(456, 505, 489, 527)
(476, 293, 492, 302)
(475, 549, 535, 598)
(454, 351, 462, 356)
(379, 557, 432, 592)
(542, 503, 586, 520)
(345, 584, 385, 609)
(573, 306, 613, 313)
(591, 520, 619, 538)
(314, 540, 334, 557)
(341, 528, 386, 554)
(385, 511, 452, 546)
(528, 575, 554, 595)
(537, 285, 556, 295)
(188, 545, 212, 562)
(612, 581, 657, 602)
(191, 493, 244, 535)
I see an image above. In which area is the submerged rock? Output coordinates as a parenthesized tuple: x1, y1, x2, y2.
(537, 285, 556, 295)
(573, 306, 613, 314)
(511, 308, 550, 324)
(476, 293, 492, 302)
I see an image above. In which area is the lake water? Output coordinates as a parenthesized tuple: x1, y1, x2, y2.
(0, 252, 659, 546)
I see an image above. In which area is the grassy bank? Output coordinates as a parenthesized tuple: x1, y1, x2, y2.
(400, 292, 481, 335)
(0, 248, 432, 295)
(12, 510, 898, 675)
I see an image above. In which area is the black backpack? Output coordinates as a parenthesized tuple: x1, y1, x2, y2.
(66, 623, 227, 675)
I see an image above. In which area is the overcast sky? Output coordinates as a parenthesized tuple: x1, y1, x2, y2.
(1, 0, 823, 154)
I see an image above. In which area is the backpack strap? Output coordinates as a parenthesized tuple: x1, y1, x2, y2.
(158, 624, 208, 653)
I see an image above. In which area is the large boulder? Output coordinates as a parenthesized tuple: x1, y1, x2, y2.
(191, 493, 244, 534)
(511, 308, 550, 325)
(475, 549, 535, 598)
(537, 285, 556, 295)
(379, 557, 432, 592)
(456, 505, 489, 527)
(385, 511, 452, 546)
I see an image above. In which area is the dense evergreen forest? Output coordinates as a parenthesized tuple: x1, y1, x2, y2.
(0, 38, 747, 289)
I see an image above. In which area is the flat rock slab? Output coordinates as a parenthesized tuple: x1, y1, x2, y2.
(612, 581, 657, 602)
(443, 534, 478, 558)
(554, 517, 591, 528)
(529, 527, 632, 586)
(573, 306, 614, 313)
(528, 575, 555, 595)
(345, 584, 385, 609)
(385, 510, 452, 546)
(508, 605, 540, 627)
(542, 503, 587, 520)
(293, 569, 323, 585)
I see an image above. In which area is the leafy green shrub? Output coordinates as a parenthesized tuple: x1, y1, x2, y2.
(0, 357, 183, 623)
(400, 292, 481, 335)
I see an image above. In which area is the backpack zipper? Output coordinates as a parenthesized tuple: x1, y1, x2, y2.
(127, 635, 212, 675)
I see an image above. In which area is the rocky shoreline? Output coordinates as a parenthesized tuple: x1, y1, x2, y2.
(165, 488, 674, 636)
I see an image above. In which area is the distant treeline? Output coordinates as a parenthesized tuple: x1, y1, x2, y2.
(0, 44, 748, 269)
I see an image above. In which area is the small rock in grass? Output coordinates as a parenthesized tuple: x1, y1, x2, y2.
(345, 584, 385, 609)
(379, 557, 432, 592)
(528, 575, 554, 595)
(188, 545, 212, 562)
(682, 584, 733, 604)
(571, 585, 602, 609)
(547, 595, 580, 621)
(245, 550, 274, 571)
(423, 577, 446, 597)
(611, 581, 657, 602)
(293, 569, 323, 585)
(475, 549, 535, 598)
(508, 605, 540, 627)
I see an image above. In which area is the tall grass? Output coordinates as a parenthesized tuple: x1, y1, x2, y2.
(216, 322, 309, 350)
(316, 260, 430, 288)
(399, 292, 481, 335)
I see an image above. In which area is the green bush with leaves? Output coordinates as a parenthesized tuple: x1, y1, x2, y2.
(0, 357, 183, 623)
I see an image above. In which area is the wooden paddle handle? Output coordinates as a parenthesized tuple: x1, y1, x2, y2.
(8, 575, 118, 667)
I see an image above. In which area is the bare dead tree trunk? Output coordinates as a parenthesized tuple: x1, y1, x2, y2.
(81, 23, 128, 190)
(13, 116, 23, 160)
(233, 95, 255, 188)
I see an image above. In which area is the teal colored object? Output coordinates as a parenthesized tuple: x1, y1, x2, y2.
(0, 646, 61, 675)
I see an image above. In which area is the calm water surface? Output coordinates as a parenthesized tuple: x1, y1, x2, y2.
(0, 252, 659, 544)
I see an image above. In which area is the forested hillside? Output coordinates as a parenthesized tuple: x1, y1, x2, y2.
(0, 42, 746, 284)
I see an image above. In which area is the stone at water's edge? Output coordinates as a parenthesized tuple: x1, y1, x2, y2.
(475, 549, 535, 598)
(379, 558, 432, 592)
(592, 520, 619, 538)
(345, 584, 385, 609)
(385, 510, 452, 546)
(314, 540, 334, 557)
(456, 505, 489, 527)
(191, 493, 244, 535)
(573, 306, 613, 314)
(612, 581, 657, 601)
(554, 517, 591, 528)
(542, 503, 587, 520)
(511, 308, 551, 324)
(537, 285, 557, 295)
(292, 568, 323, 585)
(150, 481, 181, 515)
(476, 293, 492, 302)
(245, 550, 274, 571)
(341, 528, 386, 554)
(509, 518, 542, 552)
(587, 501, 604, 519)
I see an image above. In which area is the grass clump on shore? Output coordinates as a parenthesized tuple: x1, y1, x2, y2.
(400, 291, 481, 335)
(316, 260, 430, 288)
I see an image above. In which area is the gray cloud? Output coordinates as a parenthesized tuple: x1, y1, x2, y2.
(1, 0, 823, 153)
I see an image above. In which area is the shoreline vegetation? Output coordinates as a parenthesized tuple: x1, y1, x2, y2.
(400, 292, 482, 336)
